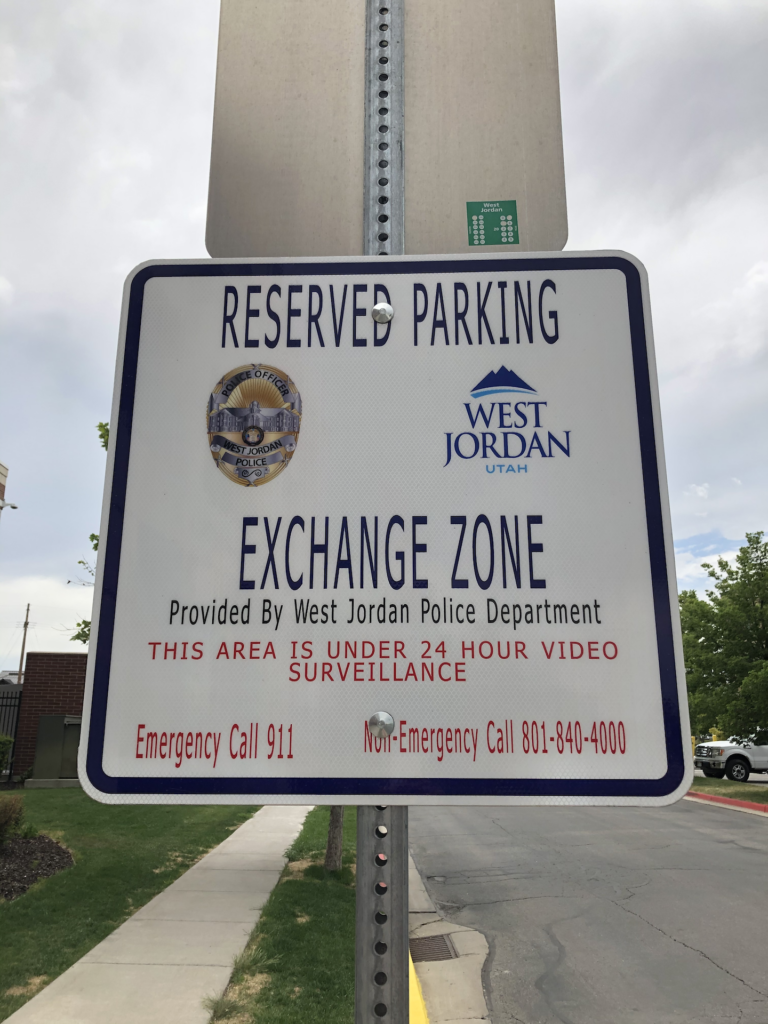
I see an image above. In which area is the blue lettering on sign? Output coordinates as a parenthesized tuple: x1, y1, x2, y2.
(444, 370, 571, 468)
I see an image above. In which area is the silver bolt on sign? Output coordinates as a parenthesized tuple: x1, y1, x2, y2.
(371, 302, 394, 323)
(368, 711, 396, 737)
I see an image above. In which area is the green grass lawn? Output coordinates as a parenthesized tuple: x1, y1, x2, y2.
(0, 789, 258, 1021)
(207, 806, 357, 1024)
(690, 776, 768, 805)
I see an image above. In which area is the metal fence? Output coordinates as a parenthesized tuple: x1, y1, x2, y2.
(0, 688, 23, 777)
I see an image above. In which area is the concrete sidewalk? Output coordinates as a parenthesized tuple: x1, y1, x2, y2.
(7, 805, 312, 1024)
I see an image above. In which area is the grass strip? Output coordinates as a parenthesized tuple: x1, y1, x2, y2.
(286, 805, 357, 864)
(690, 777, 768, 805)
(0, 789, 258, 1021)
(207, 806, 357, 1024)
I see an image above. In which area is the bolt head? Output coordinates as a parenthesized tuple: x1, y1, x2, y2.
(369, 712, 395, 738)
(371, 302, 394, 324)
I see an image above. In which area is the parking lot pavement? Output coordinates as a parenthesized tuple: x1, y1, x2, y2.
(410, 800, 768, 1024)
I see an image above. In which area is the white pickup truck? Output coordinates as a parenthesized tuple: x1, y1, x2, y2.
(694, 740, 768, 782)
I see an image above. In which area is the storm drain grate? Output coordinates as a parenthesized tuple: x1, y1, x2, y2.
(409, 934, 458, 963)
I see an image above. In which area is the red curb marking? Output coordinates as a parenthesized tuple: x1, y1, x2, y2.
(687, 791, 768, 813)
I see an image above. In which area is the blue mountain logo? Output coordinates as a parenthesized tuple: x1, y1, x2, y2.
(470, 366, 537, 399)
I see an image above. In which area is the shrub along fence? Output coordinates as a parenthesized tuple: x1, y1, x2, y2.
(0, 690, 23, 779)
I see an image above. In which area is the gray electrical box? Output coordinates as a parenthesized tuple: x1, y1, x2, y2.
(33, 715, 81, 780)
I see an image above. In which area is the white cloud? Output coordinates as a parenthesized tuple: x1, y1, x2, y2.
(675, 547, 739, 595)
(693, 261, 768, 364)
(0, 575, 94, 667)
(0, 0, 220, 656)
(0, 276, 13, 304)
(686, 484, 710, 500)
(558, 0, 768, 543)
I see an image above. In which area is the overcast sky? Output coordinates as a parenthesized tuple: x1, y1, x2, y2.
(1, 0, 766, 666)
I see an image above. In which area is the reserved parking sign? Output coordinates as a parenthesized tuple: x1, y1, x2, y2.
(80, 251, 692, 804)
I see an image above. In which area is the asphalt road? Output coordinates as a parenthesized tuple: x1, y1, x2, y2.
(410, 799, 768, 1024)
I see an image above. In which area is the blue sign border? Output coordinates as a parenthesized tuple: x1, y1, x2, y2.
(86, 255, 686, 798)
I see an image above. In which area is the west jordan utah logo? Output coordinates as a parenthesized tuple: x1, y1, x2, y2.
(207, 364, 302, 487)
(445, 366, 571, 469)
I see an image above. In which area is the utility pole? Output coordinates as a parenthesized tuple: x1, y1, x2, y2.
(17, 604, 30, 685)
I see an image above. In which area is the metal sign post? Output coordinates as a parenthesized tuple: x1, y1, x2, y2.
(356, 799, 409, 1022)
(359, 4, 409, 1020)
(364, 0, 404, 258)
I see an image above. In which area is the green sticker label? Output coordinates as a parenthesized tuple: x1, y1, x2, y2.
(466, 200, 519, 247)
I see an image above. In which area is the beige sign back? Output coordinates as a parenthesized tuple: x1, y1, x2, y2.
(206, 0, 365, 259)
(206, 0, 567, 257)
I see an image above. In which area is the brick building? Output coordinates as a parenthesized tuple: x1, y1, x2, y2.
(13, 652, 87, 776)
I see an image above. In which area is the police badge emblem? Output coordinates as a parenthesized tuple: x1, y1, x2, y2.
(207, 364, 302, 486)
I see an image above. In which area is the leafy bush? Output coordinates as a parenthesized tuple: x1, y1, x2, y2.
(0, 795, 24, 846)
(70, 620, 91, 644)
(0, 734, 13, 775)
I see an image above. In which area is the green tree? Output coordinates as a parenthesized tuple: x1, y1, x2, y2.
(70, 423, 109, 645)
(680, 532, 768, 742)
(70, 620, 91, 645)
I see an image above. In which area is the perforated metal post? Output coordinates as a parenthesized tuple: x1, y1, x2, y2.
(358, 4, 408, 1020)
(364, 0, 404, 257)
(356, 804, 409, 1023)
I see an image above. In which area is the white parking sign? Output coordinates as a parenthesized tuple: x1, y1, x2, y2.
(80, 251, 692, 804)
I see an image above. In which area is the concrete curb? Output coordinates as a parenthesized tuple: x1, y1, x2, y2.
(685, 791, 768, 815)
(409, 953, 430, 1024)
(24, 779, 82, 789)
(5, 805, 312, 1024)
(409, 853, 489, 1023)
